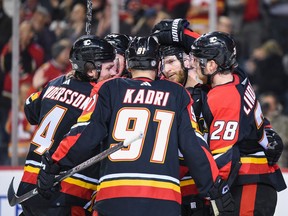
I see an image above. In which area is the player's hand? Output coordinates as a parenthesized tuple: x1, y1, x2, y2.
(37, 151, 60, 199)
(208, 176, 235, 216)
(151, 18, 190, 46)
(264, 128, 284, 166)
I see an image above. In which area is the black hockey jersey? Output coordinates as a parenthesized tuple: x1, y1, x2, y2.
(17, 75, 98, 207)
(52, 77, 219, 216)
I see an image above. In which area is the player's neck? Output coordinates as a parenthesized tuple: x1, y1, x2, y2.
(211, 73, 233, 87)
(131, 70, 157, 80)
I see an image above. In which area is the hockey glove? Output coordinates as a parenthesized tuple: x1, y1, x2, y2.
(37, 151, 60, 199)
(264, 128, 284, 166)
(151, 18, 190, 46)
(208, 176, 235, 216)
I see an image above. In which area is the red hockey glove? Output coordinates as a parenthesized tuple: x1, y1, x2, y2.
(264, 128, 284, 166)
(207, 176, 235, 216)
(151, 18, 190, 46)
(37, 151, 61, 199)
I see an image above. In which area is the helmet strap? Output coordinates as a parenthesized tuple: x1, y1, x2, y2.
(94, 61, 102, 74)
(159, 58, 167, 79)
(200, 59, 219, 85)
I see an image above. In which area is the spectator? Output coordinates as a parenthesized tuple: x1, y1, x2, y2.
(245, 39, 288, 103)
(217, 15, 243, 64)
(38, 0, 66, 21)
(0, 20, 44, 85)
(0, 20, 44, 165)
(217, 15, 233, 34)
(263, 0, 288, 54)
(0, 0, 12, 52)
(20, 0, 40, 21)
(224, 0, 245, 36)
(164, 0, 190, 19)
(31, 5, 57, 61)
(95, 0, 132, 37)
(186, 0, 225, 34)
(123, 0, 145, 28)
(95, 1, 112, 37)
(131, 8, 157, 36)
(237, 0, 266, 62)
(259, 92, 288, 168)
(32, 39, 71, 90)
(6, 82, 36, 165)
(0, 0, 12, 165)
(60, 3, 86, 42)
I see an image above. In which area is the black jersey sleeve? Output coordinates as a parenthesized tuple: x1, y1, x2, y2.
(178, 88, 219, 197)
(52, 82, 111, 167)
(24, 91, 43, 125)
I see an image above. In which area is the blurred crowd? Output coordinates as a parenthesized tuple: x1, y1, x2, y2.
(0, 0, 287, 167)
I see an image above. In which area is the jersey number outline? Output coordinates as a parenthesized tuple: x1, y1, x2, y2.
(31, 105, 67, 154)
(210, 101, 264, 140)
(211, 121, 238, 140)
(109, 107, 174, 163)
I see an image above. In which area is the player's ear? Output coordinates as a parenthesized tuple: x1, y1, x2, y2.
(183, 58, 190, 68)
(207, 60, 217, 72)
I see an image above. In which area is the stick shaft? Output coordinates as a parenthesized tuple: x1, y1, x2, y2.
(8, 132, 143, 206)
(57, 141, 124, 181)
(85, 0, 92, 35)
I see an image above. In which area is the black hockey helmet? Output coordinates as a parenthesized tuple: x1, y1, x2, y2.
(104, 33, 132, 56)
(126, 36, 159, 70)
(191, 31, 238, 72)
(159, 45, 185, 60)
(70, 35, 115, 80)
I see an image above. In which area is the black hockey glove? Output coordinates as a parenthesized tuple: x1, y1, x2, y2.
(264, 128, 284, 166)
(208, 176, 235, 216)
(151, 18, 190, 46)
(37, 151, 60, 199)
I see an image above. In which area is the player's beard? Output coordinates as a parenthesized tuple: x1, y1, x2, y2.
(170, 68, 186, 85)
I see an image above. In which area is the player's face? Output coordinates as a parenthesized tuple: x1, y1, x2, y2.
(162, 55, 185, 84)
(98, 61, 116, 82)
(193, 57, 208, 84)
(112, 54, 125, 78)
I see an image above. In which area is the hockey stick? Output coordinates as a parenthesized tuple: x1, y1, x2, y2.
(8, 131, 143, 206)
(85, 0, 93, 35)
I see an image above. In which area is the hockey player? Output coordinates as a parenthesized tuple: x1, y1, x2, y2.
(160, 44, 210, 215)
(104, 33, 132, 78)
(17, 35, 116, 216)
(153, 19, 287, 215)
(154, 19, 286, 215)
(37, 36, 235, 216)
(190, 32, 286, 215)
